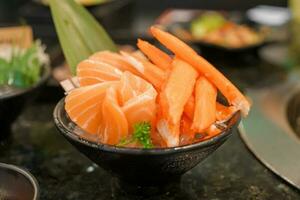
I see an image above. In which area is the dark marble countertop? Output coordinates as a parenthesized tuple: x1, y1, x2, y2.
(1, 92, 300, 199)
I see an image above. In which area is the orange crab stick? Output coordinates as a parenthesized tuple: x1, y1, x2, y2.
(157, 58, 198, 147)
(191, 76, 217, 132)
(137, 39, 172, 70)
(120, 51, 166, 89)
(184, 95, 195, 119)
(150, 26, 250, 116)
(216, 102, 237, 122)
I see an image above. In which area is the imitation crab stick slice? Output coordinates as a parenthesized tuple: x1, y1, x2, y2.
(183, 95, 195, 119)
(77, 59, 122, 86)
(65, 82, 114, 135)
(99, 86, 128, 145)
(216, 102, 237, 122)
(157, 58, 198, 147)
(90, 51, 138, 75)
(137, 39, 172, 70)
(121, 51, 166, 89)
(131, 50, 148, 61)
(192, 77, 217, 132)
(180, 115, 195, 146)
(119, 72, 157, 131)
(150, 26, 250, 116)
(205, 124, 222, 139)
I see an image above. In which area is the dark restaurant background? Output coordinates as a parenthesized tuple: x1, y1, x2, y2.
(0, 0, 290, 45)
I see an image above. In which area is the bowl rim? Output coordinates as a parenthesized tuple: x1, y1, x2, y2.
(0, 162, 39, 200)
(53, 98, 240, 155)
(0, 64, 51, 100)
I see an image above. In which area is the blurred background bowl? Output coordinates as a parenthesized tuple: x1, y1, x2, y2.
(0, 162, 39, 200)
(0, 64, 50, 135)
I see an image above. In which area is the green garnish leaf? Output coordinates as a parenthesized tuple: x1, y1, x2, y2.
(117, 122, 153, 149)
(132, 122, 153, 149)
(49, 0, 117, 75)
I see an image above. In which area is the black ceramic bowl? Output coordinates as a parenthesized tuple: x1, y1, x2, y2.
(0, 65, 50, 133)
(54, 98, 240, 186)
(0, 163, 39, 200)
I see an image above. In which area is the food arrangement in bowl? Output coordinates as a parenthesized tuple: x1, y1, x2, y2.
(157, 10, 269, 52)
(189, 12, 264, 48)
(52, 0, 250, 187)
(0, 41, 49, 95)
(0, 27, 50, 132)
(57, 26, 250, 148)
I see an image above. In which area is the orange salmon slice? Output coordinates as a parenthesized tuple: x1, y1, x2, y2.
(77, 59, 123, 86)
(121, 51, 166, 89)
(65, 82, 115, 135)
(90, 50, 138, 75)
(99, 86, 129, 145)
(119, 72, 157, 132)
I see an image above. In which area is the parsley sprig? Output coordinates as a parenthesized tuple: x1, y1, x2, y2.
(118, 122, 153, 149)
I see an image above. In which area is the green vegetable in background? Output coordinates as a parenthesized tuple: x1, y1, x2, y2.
(191, 12, 226, 39)
(0, 41, 47, 88)
(49, 0, 117, 75)
(118, 122, 153, 148)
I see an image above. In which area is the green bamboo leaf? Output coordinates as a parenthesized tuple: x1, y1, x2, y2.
(49, 0, 117, 74)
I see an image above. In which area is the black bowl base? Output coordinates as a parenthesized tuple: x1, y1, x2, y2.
(111, 176, 182, 196)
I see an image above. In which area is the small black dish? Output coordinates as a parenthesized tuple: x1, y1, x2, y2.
(167, 22, 269, 61)
(0, 65, 50, 134)
(0, 163, 39, 200)
(54, 98, 241, 189)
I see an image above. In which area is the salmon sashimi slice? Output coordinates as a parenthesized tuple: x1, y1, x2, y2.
(216, 102, 237, 122)
(99, 86, 129, 145)
(118, 71, 149, 104)
(150, 26, 250, 116)
(137, 39, 172, 70)
(121, 51, 166, 89)
(157, 58, 198, 147)
(191, 76, 217, 132)
(90, 50, 138, 75)
(77, 59, 123, 86)
(120, 72, 157, 132)
(65, 82, 115, 134)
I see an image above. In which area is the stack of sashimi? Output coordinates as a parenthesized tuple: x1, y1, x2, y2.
(63, 27, 250, 148)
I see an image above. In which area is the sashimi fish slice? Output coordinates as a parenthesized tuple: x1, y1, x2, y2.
(77, 59, 123, 86)
(99, 86, 129, 145)
(90, 50, 139, 75)
(121, 51, 166, 90)
(120, 72, 157, 132)
(65, 82, 115, 135)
